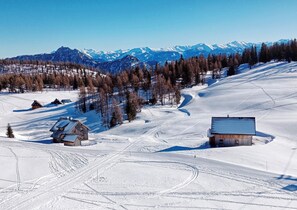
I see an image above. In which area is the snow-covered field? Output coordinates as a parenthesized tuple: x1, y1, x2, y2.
(0, 61, 297, 209)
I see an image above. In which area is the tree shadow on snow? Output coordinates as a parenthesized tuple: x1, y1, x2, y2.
(13, 108, 32, 112)
(25, 139, 53, 144)
(275, 173, 297, 192)
(178, 108, 190, 116)
(277, 174, 297, 181)
(157, 143, 209, 153)
(30, 103, 74, 114)
(282, 184, 297, 192)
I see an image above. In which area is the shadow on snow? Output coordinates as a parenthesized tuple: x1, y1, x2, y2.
(157, 143, 209, 153)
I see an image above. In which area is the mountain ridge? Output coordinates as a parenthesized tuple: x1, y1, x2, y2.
(7, 39, 290, 73)
(81, 39, 289, 62)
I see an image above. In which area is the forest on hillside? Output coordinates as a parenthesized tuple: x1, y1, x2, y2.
(0, 39, 296, 128)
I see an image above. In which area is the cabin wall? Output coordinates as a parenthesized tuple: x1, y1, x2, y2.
(53, 138, 60, 143)
(64, 139, 81, 146)
(64, 142, 74, 146)
(213, 134, 252, 146)
(32, 105, 42, 109)
(74, 124, 88, 141)
(82, 127, 88, 140)
(74, 139, 81, 146)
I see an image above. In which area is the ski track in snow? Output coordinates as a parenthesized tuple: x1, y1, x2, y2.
(142, 161, 199, 196)
(250, 81, 276, 121)
(0, 127, 147, 210)
(7, 148, 21, 191)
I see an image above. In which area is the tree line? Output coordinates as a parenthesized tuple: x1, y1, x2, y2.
(241, 39, 297, 68)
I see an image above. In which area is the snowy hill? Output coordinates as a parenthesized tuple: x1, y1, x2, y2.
(0, 61, 297, 209)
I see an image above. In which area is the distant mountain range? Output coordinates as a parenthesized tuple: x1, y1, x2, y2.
(9, 39, 290, 74)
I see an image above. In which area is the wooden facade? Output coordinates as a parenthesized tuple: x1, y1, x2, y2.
(210, 134, 252, 147)
(70, 123, 89, 141)
(64, 139, 81, 146)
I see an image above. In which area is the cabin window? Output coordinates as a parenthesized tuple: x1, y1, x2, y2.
(235, 139, 239, 146)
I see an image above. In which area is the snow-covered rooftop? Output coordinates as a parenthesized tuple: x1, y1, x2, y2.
(63, 134, 79, 142)
(63, 121, 78, 134)
(210, 117, 256, 135)
(56, 120, 69, 129)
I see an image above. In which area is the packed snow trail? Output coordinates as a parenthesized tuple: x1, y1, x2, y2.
(7, 147, 21, 191)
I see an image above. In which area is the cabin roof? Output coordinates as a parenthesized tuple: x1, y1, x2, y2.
(50, 119, 70, 132)
(31, 100, 42, 106)
(56, 120, 70, 129)
(63, 121, 78, 134)
(50, 117, 90, 132)
(52, 98, 62, 104)
(210, 117, 256, 135)
(63, 134, 79, 142)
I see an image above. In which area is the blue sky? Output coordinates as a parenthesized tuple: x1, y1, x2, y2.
(0, 0, 296, 58)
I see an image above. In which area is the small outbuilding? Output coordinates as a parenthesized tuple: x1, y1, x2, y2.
(61, 99, 72, 104)
(31, 100, 43, 109)
(208, 116, 256, 147)
(50, 117, 90, 146)
(51, 98, 62, 105)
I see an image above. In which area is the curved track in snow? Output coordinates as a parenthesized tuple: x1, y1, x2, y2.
(0, 124, 148, 210)
(123, 160, 199, 196)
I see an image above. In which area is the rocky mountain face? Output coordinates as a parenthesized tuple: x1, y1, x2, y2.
(11, 47, 97, 67)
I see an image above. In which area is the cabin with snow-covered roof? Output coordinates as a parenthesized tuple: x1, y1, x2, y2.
(51, 98, 62, 105)
(208, 116, 256, 147)
(31, 100, 43, 109)
(50, 117, 89, 146)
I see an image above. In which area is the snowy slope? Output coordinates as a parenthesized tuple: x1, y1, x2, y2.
(0, 61, 297, 209)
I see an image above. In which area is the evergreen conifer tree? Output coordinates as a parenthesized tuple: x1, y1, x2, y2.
(6, 123, 14, 138)
(126, 92, 138, 122)
(109, 112, 117, 128)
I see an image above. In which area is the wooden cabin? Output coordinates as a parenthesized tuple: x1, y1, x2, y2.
(61, 99, 72, 104)
(31, 100, 43, 109)
(208, 117, 256, 147)
(50, 117, 90, 146)
(51, 98, 62, 105)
